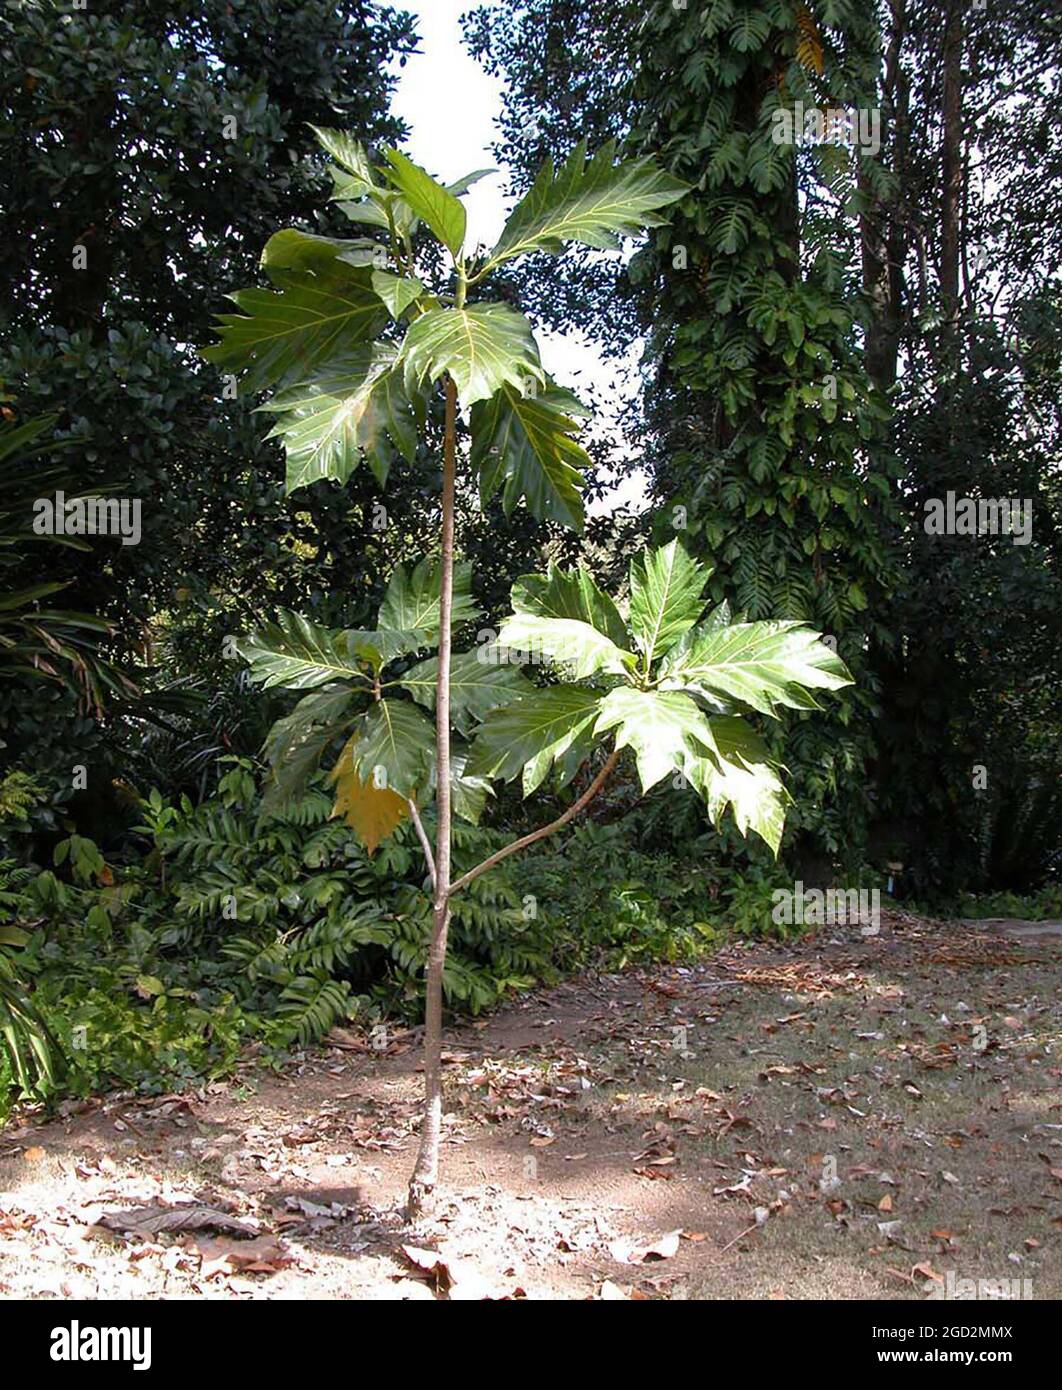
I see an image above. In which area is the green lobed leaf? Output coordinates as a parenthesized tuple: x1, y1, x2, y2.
(449, 751, 493, 825)
(259, 685, 356, 817)
(310, 127, 377, 185)
(239, 613, 375, 690)
(398, 648, 532, 735)
(466, 686, 604, 796)
(400, 303, 545, 409)
(239, 612, 428, 689)
(384, 148, 467, 257)
(260, 228, 385, 277)
(202, 266, 388, 392)
(509, 561, 629, 648)
(659, 621, 852, 716)
(496, 612, 634, 681)
(628, 539, 711, 664)
(330, 181, 393, 224)
(684, 716, 791, 855)
(377, 556, 481, 638)
(264, 343, 419, 491)
(369, 269, 425, 319)
(420, 747, 494, 826)
(487, 140, 687, 268)
(593, 687, 718, 793)
(350, 698, 436, 799)
(470, 384, 590, 530)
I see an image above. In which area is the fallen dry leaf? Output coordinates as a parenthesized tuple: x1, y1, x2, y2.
(599, 1280, 628, 1300)
(98, 1205, 260, 1240)
(401, 1244, 496, 1300)
(194, 1235, 291, 1276)
(609, 1230, 682, 1264)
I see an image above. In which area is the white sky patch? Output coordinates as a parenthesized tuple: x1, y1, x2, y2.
(391, 0, 649, 516)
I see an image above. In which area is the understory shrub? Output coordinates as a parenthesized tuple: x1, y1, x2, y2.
(0, 759, 534, 1113)
(1, 760, 847, 1117)
(940, 884, 1062, 923)
(510, 820, 825, 961)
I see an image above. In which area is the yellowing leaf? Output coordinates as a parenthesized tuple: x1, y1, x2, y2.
(330, 737, 408, 853)
(796, 5, 824, 75)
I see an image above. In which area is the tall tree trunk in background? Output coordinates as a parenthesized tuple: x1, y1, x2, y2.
(940, 0, 965, 331)
(939, 0, 966, 461)
(406, 374, 457, 1219)
(861, 0, 908, 395)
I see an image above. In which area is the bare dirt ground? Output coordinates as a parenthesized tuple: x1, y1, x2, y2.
(2, 909, 1060, 1300)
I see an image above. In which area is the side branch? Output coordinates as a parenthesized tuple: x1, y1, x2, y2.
(407, 798, 436, 893)
(447, 747, 621, 898)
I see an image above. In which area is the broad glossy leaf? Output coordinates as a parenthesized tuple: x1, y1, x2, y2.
(450, 750, 493, 824)
(260, 229, 384, 277)
(349, 628, 434, 670)
(659, 620, 852, 716)
(420, 748, 493, 826)
(684, 720, 790, 854)
(202, 267, 387, 392)
(400, 303, 545, 409)
(471, 384, 590, 530)
(312, 131, 419, 237)
(497, 612, 634, 680)
(330, 182, 392, 224)
(701, 598, 733, 629)
(350, 698, 435, 799)
(447, 169, 495, 196)
(377, 557, 480, 637)
(310, 127, 376, 185)
(330, 735, 409, 854)
(467, 686, 603, 796)
(594, 688, 717, 793)
(510, 561, 628, 648)
(369, 270, 424, 319)
(264, 344, 418, 491)
(707, 714, 772, 767)
(240, 612, 427, 688)
(384, 149, 467, 257)
(398, 648, 532, 734)
(239, 612, 377, 690)
(487, 140, 687, 267)
(628, 539, 710, 663)
(333, 188, 419, 245)
(259, 685, 356, 817)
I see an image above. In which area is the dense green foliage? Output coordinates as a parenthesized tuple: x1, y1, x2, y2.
(203, 125, 845, 871)
(0, 757, 817, 1114)
(627, 2, 896, 866)
(0, 761, 526, 1107)
(0, 0, 422, 806)
(466, 0, 1062, 894)
(468, 1, 896, 867)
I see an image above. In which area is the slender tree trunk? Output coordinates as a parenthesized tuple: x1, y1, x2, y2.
(861, 0, 908, 396)
(936, 0, 965, 462)
(406, 374, 457, 1218)
(940, 1, 964, 332)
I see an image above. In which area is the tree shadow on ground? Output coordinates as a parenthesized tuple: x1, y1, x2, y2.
(2, 911, 1060, 1298)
